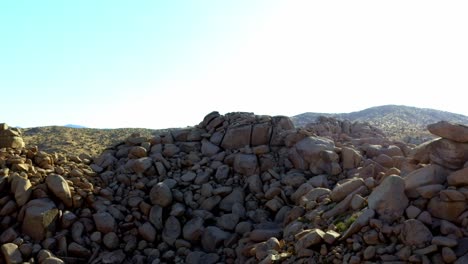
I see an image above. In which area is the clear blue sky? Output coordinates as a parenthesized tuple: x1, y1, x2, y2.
(1, 1, 467, 128)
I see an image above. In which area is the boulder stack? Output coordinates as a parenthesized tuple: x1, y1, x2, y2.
(0, 123, 24, 149)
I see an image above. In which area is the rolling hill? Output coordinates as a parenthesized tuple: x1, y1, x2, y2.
(292, 105, 468, 143)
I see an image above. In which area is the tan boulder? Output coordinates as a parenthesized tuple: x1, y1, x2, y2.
(221, 125, 252, 149)
(404, 164, 449, 198)
(400, 219, 433, 246)
(1, 243, 23, 264)
(368, 175, 408, 222)
(10, 174, 32, 206)
(22, 198, 59, 241)
(330, 178, 364, 202)
(427, 196, 466, 222)
(429, 138, 468, 169)
(428, 121, 468, 143)
(46, 174, 73, 207)
(447, 167, 468, 187)
(341, 147, 362, 169)
(233, 154, 258, 176)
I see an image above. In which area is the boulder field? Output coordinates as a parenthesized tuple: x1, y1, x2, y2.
(1, 115, 468, 263)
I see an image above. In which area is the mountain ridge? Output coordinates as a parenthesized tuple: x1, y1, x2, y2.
(292, 105, 468, 143)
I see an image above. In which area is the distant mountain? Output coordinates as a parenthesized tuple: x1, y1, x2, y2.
(64, 124, 87, 129)
(292, 105, 468, 143)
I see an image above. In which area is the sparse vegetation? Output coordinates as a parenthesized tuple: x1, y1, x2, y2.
(22, 126, 167, 156)
(293, 105, 468, 143)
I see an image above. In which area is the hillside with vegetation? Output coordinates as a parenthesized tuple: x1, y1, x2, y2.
(22, 126, 163, 156)
(292, 105, 468, 143)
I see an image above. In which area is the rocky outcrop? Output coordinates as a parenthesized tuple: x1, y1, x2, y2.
(0, 123, 24, 149)
(2, 113, 468, 263)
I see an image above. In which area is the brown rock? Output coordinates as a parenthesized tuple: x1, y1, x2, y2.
(368, 175, 408, 222)
(201, 139, 220, 157)
(429, 138, 468, 169)
(183, 216, 204, 241)
(103, 232, 119, 249)
(341, 208, 375, 240)
(442, 247, 457, 263)
(219, 187, 244, 212)
(330, 178, 364, 202)
(201, 226, 229, 252)
(46, 174, 73, 207)
(295, 229, 325, 252)
(341, 147, 362, 170)
(427, 196, 466, 222)
(221, 125, 252, 149)
(233, 154, 258, 176)
(448, 167, 468, 187)
(416, 184, 445, 199)
(162, 216, 181, 246)
(149, 182, 173, 207)
(10, 175, 32, 206)
(251, 123, 272, 146)
(323, 230, 340, 244)
(138, 222, 156, 242)
(432, 236, 458, 247)
(93, 212, 116, 234)
(428, 121, 468, 143)
(400, 219, 433, 246)
(404, 164, 449, 198)
(22, 198, 59, 241)
(68, 242, 91, 258)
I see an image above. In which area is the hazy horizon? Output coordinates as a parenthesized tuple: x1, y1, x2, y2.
(2, 1, 467, 128)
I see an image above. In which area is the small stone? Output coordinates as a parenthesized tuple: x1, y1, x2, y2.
(330, 178, 364, 202)
(68, 242, 91, 258)
(93, 212, 116, 234)
(201, 226, 229, 252)
(149, 182, 173, 207)
(448, 167, 468, 187)
(363, 230, 380, 245)
(350, 194, 366, 210)
(432, 236, 458, 247)
(138, 222, 156, 242)
(323, 230, 340, 244)
(413, 244, 437, 255)
(42, 257, 65, 264)
(101, 249, 126, 264)
(181, 171, 197, 182)
(406, 205, 422, 219)
(250, 228, 282, 242)
(1, 243, 23, 264)
(183, 216, 204, 241)
(295, 229, 325, 252)
(162, 216, 181, 246)
(417, 211, 433, 225)
(219, 188, 244, 212)
(363, 246, 376, 260)
(400, 219, 432, 246)
(442, 247, 457, 263)
(0, 227, 18, 244)
(216, 213, 239, 231)
(103, 232, 119, 249)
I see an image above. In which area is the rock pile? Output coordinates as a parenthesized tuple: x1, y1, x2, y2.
(0, 123, 24, 149)
(1, 115, 468, 264)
